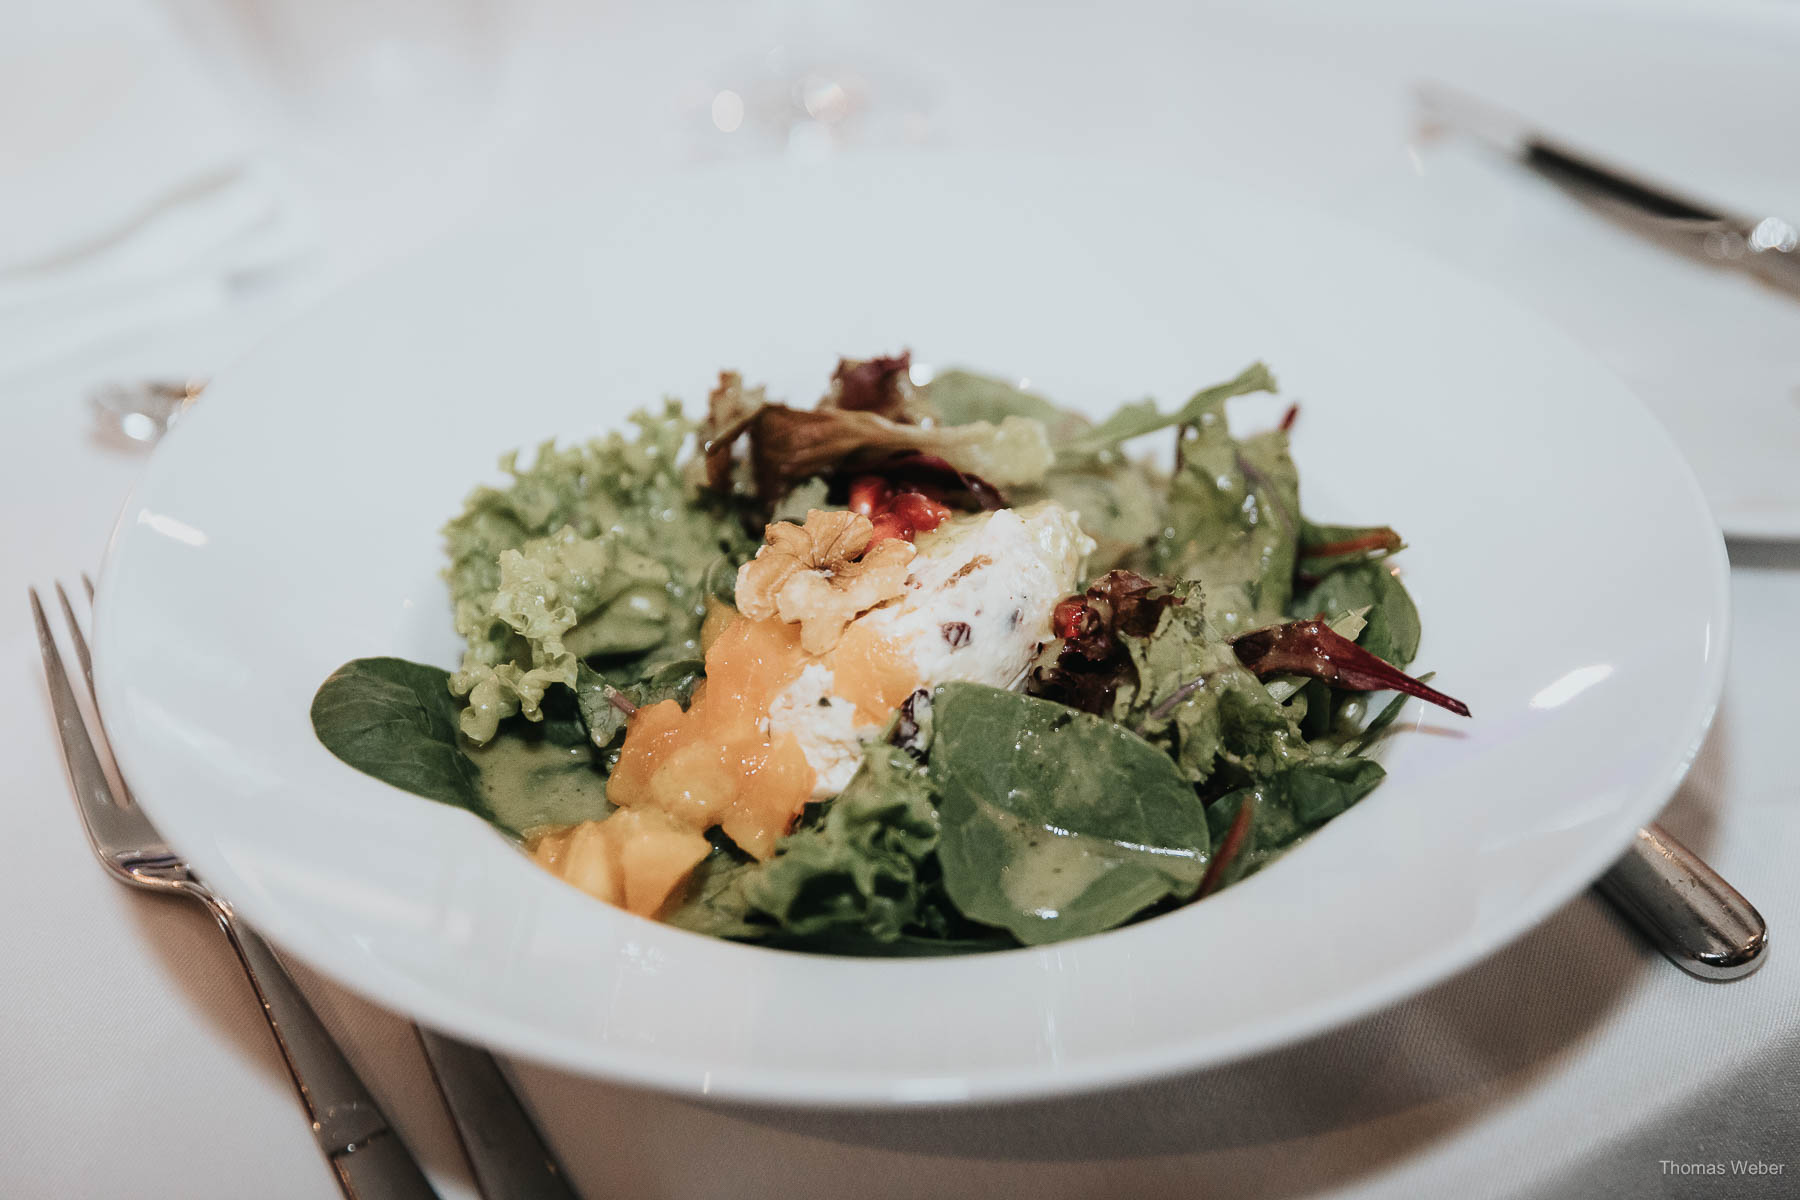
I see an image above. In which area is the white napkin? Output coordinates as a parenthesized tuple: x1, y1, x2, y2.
(0, 0, 311, 378)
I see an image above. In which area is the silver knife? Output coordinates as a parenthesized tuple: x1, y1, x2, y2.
(1598, 822, 1767, 981)
(415, 1029, 581, 1200)
(1416, 82, 1800, 300)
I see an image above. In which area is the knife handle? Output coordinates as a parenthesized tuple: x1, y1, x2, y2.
(1525, 140, 1800, 301)
(415, 1028, 581, 1200)
(1596, 823, 1768, 981)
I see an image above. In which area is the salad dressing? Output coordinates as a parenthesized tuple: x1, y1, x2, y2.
(467, 735, 609, 837)
(608, 615, 816, 860)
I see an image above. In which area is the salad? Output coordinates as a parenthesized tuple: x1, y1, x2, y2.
(311, 354, 1467, 954)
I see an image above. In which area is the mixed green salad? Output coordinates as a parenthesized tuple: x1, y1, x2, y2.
(312, 354, 1467, 955)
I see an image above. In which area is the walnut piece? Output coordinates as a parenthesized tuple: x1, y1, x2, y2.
(736, 509, 915, 653)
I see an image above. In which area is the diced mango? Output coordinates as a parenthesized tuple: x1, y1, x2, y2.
(648, 741, 736, 828)
(535, 819, 624, 907)
(612, 810, 712, 916)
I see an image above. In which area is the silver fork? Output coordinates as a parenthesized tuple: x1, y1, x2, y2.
(34, 579, 440, 1200)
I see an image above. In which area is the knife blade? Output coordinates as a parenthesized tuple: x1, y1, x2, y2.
(1415, 82, 1800, 300)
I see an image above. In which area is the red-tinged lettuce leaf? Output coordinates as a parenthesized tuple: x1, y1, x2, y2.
(701, 370, 766, 494)
(832, 453, 1007, 511)
(1202, 758, 1388, 890)
(1028, 570, 1180, 714)
(1298, 519, 1406, 579)
(704, 396, 1053, 506)
(1290, 560, 1421, 667)
(1231, 618, 1469, 717)
(1196, 792, 1254, 898)
(822, 352, 921, 421)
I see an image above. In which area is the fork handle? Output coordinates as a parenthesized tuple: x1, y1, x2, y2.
(198, 895, 441, 1200)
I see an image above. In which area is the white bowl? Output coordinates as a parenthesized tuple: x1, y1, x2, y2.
(94, 152, 1728, 1106)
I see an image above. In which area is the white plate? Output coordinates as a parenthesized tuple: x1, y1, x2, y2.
(94, 152, 1728, 1106)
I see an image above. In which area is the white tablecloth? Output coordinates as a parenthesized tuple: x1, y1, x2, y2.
(4, 2, 1797, 1196)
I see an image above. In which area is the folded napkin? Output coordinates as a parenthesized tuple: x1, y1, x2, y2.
(0, 0, 310, 378)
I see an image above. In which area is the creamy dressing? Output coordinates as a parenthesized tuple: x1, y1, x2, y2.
(989, 805, 1205, 919)
(466, 732, 611, 837)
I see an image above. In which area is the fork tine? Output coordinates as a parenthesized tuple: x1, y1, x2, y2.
(31, 589, 128, 836)
(34, 589, 182, 892)
(54, 581, 96, 702)
(55, 579, 140, 809)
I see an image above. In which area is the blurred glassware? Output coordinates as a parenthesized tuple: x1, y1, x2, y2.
(158, 0, 504, 146)
(89, 378, 204, 448)
(685, 0, 936, 163)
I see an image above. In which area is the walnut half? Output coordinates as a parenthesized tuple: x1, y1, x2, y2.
(736, 509, 915, 653)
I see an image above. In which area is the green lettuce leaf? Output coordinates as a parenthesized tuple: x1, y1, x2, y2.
(1152, 413, 1300, 636)
(922, 369, 1075, 432)
(450, 526, 672, 742)
(663, 746, 956, 948)
(1023, 459, 1165, 578)
(931, 683, 1210, 945)
(1055, 362, 1276, 460)
(442, 401, 758, 743)
(664, 843, 767, 939)
(738, 745, 943, 942)
(1103, 582, 1311, 787)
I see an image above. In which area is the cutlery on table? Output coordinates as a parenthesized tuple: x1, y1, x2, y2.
(1416, 82, 1800, 302)
(1599, 823, 1766, 981)
(1412, 86, 1772, 979)
(36, 578, 583, 1199)
(34, 579, 441, 1200)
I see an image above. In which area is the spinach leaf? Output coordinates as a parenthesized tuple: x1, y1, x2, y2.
(313, 657, 619, 838)
(1056, 362, 1275, 459)
(931, 683, 1209, 945)
(1204, 757, 1387, 888)
(311, 657, 488, 819)
(574, 658, 704, 751)
(1291, 560, 1421, 668)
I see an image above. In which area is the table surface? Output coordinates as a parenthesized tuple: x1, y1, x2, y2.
(4, 2, 1798, 1197)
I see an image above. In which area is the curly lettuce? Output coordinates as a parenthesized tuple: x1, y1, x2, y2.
(443, 401, 757, 742)
(451, 528, 672, 741)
